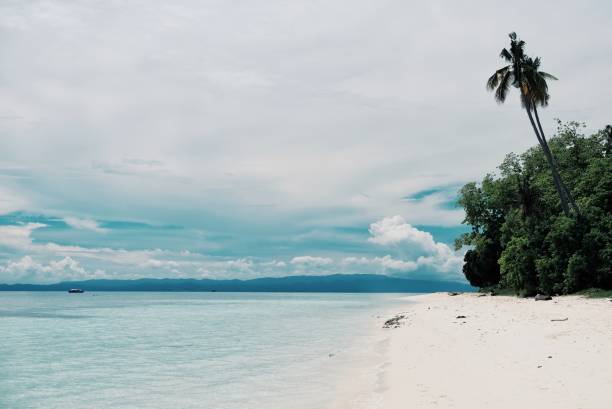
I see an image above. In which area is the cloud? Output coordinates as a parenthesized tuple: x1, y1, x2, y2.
(368, 215, 437, 249)
(342, 255, 418, 272)
(140, 258, 181, 268)
(0, 255, 99, 283)
(0, 212, 467, 282)
(261, 260, 287, 268)
(0, 210, 468, 283)
(367, 215, 464, 276)
(203, 70, 273, 88)
(290, 256, 333, 266)
(415, 246, 464, 274)
(0, 223, 46, 249)
(0, 222, 162, 267)
(0, 221, 285, 281)
(0, 186, 29, 215)
(2, 0, 609, 237)
(224, 258, 254, 271)
(64, 217, 107, 233)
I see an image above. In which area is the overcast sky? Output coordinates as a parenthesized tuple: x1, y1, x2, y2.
(1, 0, 610, 284)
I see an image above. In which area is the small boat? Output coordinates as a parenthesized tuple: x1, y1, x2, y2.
(68, 288, 84, 293)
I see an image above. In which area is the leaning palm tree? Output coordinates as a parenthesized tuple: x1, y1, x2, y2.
(486, 32, 578, 216)
(523, 56, 579, 214)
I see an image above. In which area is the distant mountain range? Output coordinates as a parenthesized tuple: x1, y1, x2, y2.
(0, 274, 473, 293)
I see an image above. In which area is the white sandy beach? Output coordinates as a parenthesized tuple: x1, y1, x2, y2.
(334, 293, 612, 409)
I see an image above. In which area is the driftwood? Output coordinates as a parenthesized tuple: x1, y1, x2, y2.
(383, 315, 406, 328)
(535, 294, 552, 301)
(551, 318, 568, 322)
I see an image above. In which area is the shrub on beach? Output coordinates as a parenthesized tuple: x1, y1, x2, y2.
(456, 122, 612, 294)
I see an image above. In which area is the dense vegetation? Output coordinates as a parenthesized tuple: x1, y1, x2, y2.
(455, 122, 611, 295)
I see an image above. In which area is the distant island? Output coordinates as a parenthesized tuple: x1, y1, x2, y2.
(0, 274, 473, 293)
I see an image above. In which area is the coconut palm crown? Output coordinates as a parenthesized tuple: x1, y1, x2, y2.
(486, 33, 558, 110)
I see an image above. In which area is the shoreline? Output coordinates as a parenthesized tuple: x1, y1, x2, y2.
(334, 293, 612, 409)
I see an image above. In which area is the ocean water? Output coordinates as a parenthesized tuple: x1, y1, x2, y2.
(0, 292, 409, 409)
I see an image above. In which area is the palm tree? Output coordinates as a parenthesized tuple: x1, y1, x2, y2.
(486, 32, 578, 216)
(523, 56, 579, 214)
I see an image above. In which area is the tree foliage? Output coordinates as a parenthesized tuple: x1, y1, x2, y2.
(456, 122, 611, 295)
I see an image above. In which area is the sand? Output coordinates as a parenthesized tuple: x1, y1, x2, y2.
(333, 293, 612, 409)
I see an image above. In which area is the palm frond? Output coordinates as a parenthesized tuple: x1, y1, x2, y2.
(500, 48, 512, 62)
(539, 71, 558, 81)
(487, 73, 499, 90)
(487, 66, 510, 90)
(494, 71, 513, 103)
(532, 77, 550, 107)
(521, 55, 556, 108)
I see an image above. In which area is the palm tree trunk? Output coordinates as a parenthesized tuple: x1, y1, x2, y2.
(524, 107, 571, 216)
(532, 106, 580, 215)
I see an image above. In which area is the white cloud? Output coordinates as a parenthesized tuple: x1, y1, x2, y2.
(367, 215, 464, 277)
(0, 255, 97, 283)
(0, 186, 29, 215)
(342, 255, 418, 272)
(368, 215, 436, 250)
(0, 221, 267, 280)
(0, 214, 466, 282)
(140, 258, 181, 268)
(64, 217, 107, 233)
(203, 70, 273, 88)
(0, 223, 46, 249)
(290, 256, 333, 266)
(2, 0, 609, 236)
(225, 258, 254, 271)
(261, 260, 287, 268)
(0, 222, 163, 267)
(373, 255, 417, 271)
(416, 245, 464, 274)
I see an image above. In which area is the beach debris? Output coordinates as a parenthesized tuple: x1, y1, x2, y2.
(383, 315, 406, 328)
(456, 315, 467, 319)
(538, 365, 542, 368)
(535, 294, 552, 301)
(448, 292, 460, 296)
(477, 293, 487, 297)
(551, 317, 568, 322)
(328, 353, 335, 358)
(548, 356, 552, 359)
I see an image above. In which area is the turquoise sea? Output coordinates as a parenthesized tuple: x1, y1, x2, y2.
(0, 292, 409, 409)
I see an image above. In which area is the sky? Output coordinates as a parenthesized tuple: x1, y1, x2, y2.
(1, 0, 611, 284)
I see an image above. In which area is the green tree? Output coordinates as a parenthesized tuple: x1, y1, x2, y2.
(456, 123, 611, 294)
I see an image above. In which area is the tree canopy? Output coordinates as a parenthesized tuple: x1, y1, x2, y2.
(456, 122, 611, 295)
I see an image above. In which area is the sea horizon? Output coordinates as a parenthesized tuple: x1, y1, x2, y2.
(0, 274, 473, 293)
